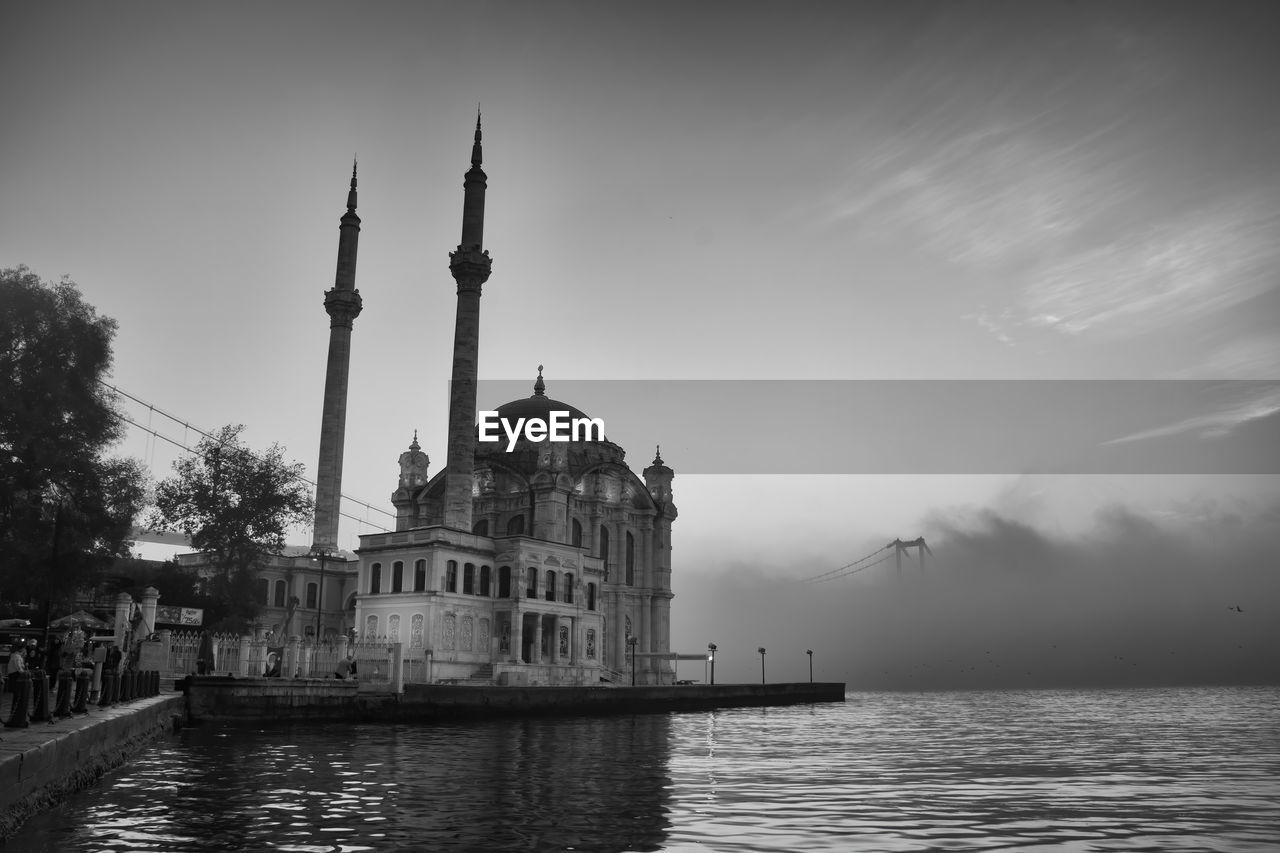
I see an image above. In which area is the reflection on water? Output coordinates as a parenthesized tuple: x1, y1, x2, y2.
(12, 687, 1280, 852)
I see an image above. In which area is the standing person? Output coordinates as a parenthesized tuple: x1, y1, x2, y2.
(46, 633, 63, 685)
(5, 646, 26, 719)
(90, 640, 107, 701)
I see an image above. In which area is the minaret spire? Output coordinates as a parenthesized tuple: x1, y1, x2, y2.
(312, 166, 364, 551)
(443, 114, 494, 530)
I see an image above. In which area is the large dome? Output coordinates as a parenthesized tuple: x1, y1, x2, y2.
(475, 368, 612, 459)
(492, 393, 590, 426)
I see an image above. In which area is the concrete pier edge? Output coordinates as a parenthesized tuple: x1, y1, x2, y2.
(184, 678, 847, 722)
(0, 693, 186, 839)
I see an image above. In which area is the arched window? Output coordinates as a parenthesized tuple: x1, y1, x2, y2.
(473, 518, 490, 536)
(306, 583, 318, 609)
(626, 532, 635, 586)
(255, 578, 269, 605)
(526, 568, 537, 599)
(545, 570, 556, 602)
(480, 565, 491, 597)
(507, 514, 525, 536)
(273, 579, 287, 607)
(499, 566, 511, 598)
(370, 563, 382, 595)
(598, 525, 610, 576)
(414, 559, 427, 592)
(587, 582, 596, 611)
(572, 518, 583, 547)
(446, 560, 458, 593)
(392, 561, 404, 593)
(464, 563, 476, 595)
(564, 572, 574, 604)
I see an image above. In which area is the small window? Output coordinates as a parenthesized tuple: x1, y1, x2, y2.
(392, 561, 404, 593)
(473, 518, 489, 536)
(414, 559, 427, 592)
(480, 565, 491, 597)
(255, 578, 269, 605)
(587, 582, 596, 611)
(572, 518, 583, 547)
(446, 560, 458, 593)
(507, 514, 525, 536)
(306, 583, 318, 609)
(464, 563, 475, 595)
(526, 567, 537, 599)
(274, 579, 287, 607)
(499, 566, 511, 598)
(545, 570, 556, 602)
(564, 572, 574, 604)
(598, 526, 610, 574)
(370, 563, 382, 595)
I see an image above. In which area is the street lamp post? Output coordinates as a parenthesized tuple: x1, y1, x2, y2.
(628, 636, 638, 686)
(758, 647, 766, 684)
(708, 643, 717, 685)
(806, 649, 813, 683)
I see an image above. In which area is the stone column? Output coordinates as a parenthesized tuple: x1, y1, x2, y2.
(113, 592, 132, 647)
(510, 609, 523, 664)
(532, 614, 543, 664)
(140, 586, 159, 637)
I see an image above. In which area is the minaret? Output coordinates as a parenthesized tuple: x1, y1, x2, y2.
(443, 113, 492, 530)
(312, 162, 364, 550)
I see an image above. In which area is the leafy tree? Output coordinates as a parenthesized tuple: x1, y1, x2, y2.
(0, 266, 148, 615)
(151, 424, 314, 632)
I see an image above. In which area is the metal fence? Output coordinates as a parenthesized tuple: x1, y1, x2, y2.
(162, 630, 397, 687)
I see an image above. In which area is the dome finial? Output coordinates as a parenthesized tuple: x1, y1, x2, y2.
(533, 364, 546, 397)
(409, 429, 420, 451)
(653, 445, 663, 465)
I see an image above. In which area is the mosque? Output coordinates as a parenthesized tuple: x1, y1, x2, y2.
(308, 118, 677, 686)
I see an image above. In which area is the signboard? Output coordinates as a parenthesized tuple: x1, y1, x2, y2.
(155, 605, 204, 626)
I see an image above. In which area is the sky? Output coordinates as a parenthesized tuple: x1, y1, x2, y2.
(3, 1, 1277, 687)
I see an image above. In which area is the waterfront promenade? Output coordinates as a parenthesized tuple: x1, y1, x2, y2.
(0, 690, 185, 838)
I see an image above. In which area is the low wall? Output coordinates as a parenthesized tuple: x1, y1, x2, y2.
(184, 678, 845, 722)
(0, 694, 186, 838)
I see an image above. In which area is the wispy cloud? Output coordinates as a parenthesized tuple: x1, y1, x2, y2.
(1022, 191, 1280, 337)
(1105, 383, 1280, 445)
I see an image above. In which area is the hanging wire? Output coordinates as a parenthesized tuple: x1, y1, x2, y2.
(799, 543, 893, 583)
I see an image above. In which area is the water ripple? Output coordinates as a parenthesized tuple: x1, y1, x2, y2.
(8, 686, 1278, 852)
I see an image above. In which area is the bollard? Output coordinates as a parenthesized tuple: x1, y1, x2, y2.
(30, 671, 50, 722)
(119, 670, 131, 702)
(53, 671, 73, 718)
(98, 671, 115, 707)
(4, 672, 30, 728)
(128, 670, 139, 700)
(151, 670, 160, 696)
(71, 670, 91, 714)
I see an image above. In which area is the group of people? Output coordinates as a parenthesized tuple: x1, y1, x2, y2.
(2, 628, 127, 719)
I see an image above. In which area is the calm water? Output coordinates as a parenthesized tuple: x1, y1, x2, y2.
(12, 687, 1279, 852)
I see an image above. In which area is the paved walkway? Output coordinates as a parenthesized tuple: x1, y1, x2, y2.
(0, 689, 182, 755)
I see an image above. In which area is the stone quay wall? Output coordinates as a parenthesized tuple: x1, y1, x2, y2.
(184, 678, 845, 722)
(0, 693, 186, 838)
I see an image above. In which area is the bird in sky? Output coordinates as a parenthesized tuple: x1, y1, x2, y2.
(1228, 605, 1244, 613)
